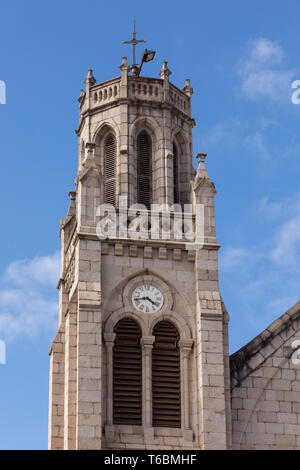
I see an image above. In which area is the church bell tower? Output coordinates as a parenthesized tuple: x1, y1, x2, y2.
(48, 36, 232, 449)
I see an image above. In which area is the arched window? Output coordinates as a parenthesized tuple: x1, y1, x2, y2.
(113, 318, 142, 425)
(137, 130, 152, 209)
(104, 134, 116, 206)
(173, 143, 180, 204)
(152, 321, 181, 428)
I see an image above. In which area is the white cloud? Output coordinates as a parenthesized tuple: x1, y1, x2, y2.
(271, 208, 300, 269)
(221, 190, 300, 341)
(0, 252, 60, 342)
(237, 38, 296, 101)
(257, 191, 300, 269)
(257, 195, 287, 219)
(5, 252, 60, 286)
(220, 247, 251, 271)
(244, 38, 283, 69)
(224, 191, 300, 272)
(200, 116, 277, 162)
(198, 117, 242, 148)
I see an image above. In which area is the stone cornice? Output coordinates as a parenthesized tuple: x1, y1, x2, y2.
(75, 97, 195, 136)
(230, 301, 300, 389)
(76, 231, 221, 251)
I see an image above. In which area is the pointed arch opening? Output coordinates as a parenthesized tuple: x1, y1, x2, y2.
(113, 318, 142, 425)
(152, 321, 181, 428)
(104, 134, 116, 206)
(137, 130, 152, 209)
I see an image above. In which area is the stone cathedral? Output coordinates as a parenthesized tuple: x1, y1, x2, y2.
(48, 48, 300, 450)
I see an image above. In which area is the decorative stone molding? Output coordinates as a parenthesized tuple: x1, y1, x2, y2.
(144, 246, 152, 259)
(114, 244, 123, 256)
(149, 312, 192, 342)
(179, 339, 194, 352)
(122, 273, 173, 313)
(140, 336, 155, 348)
(231, 301, 300, 388)
(173, 248, 181, 261)
(100, 242, 199, 262)
(129, 245, 138, 257)
(64, 257, 75, 294)
(104, 308, 148, 338)
(92, 120, 121, 144)
(158, 247, 167, 259)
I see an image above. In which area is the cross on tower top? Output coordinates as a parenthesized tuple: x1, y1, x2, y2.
(122, 18, 147, 74)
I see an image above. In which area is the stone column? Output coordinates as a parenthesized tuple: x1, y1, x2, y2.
(104, 332, 116, 441)
(179, 339, 194, 442)
(84, 70, 96, 142)
(141, 336, 155, 441)
(119, 57, 130, 204)
(182, 78, 193, 118)
(159, 62, 172, 206)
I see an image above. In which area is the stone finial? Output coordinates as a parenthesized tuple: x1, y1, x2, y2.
(84, 142, 96, 166)
(195, 152, 209, 179)
(78, 89, 85, 104)
(183, 78, 193, 97)
(120, 57, 130, 97)
(67, 190, 76, 218)
(159, 61, 171, 80)
(119, 56, 129, 70)
(196, 152, 207, 164)
(68, 190, 76, 201)
(84, 69, 96, 87)
(119, 56, 130, 77)
(194, 152, 216, 193)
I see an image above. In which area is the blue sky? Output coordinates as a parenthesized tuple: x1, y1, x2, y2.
(0, 0, 300, 449)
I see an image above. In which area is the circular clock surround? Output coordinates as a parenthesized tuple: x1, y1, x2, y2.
(131, 284, 164, 313)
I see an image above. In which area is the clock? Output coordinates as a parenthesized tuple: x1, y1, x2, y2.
(132, 284, 164, 313)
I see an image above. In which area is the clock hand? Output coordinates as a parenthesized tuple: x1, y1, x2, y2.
(134, 296, 160, 310)
(144, 296, 159, 306)
(134, 296, 156, 306)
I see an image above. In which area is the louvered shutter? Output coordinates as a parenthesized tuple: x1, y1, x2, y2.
(104, 134, 116, 206)
(137, 131, 152, 209)
(113, 318, 142, 425)
(152, 321, 181, 428)
(173, 143, 179, 204)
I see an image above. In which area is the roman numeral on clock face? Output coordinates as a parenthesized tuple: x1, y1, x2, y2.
(131, 284, 164, 313)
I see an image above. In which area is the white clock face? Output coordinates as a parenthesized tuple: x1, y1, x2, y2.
(132, 284, 164, 313)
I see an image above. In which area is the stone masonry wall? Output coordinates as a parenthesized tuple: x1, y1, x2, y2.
(231, 303, 300, 450)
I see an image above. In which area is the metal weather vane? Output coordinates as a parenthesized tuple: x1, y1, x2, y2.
(122, 18, 147, 74)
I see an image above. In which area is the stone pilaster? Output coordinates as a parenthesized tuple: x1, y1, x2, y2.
(48, 328, 65, 450)
(63, 301, 77, 449)
(75, 237, 102, 449)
